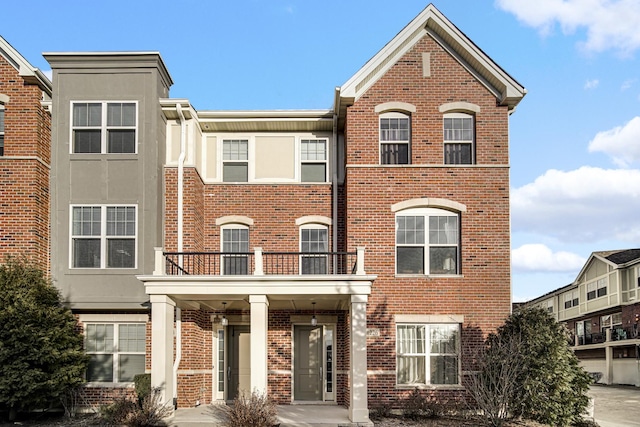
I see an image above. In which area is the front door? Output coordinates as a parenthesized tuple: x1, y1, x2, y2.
(294, 325, 323, 401)
(227, 325, 251, 400)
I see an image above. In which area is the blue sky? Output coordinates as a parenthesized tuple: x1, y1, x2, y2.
(3, 0, 640, 302)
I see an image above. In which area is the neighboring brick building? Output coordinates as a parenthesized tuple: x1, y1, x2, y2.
(0, 37, 52, 271)
(44, 5, 525, 423)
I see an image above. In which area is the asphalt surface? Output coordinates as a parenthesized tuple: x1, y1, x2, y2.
(589, 384, 640, 427)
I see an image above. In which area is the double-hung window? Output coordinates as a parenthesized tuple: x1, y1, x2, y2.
(564, 290, 579, 309)
(380, 113, 410, 165)
(396, 323, 459, 386)
(0, 108, 5, 156)
(443, 113, 474, 164)
(222, 139, 248, 182)
(301, 139, 327, 182)
(396, 208, 459, 275)
(72, 102, 136, 153)
(71, 205, 136, 268)
(300, 225, 328, 274)
(85, 323, 145, 383)
(586, 278, 607, 300)
(222, 226, 249, 275)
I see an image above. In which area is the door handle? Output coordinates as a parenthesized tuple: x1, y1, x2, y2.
(320, 366, 323, 378)
(227, 366, 231, 382)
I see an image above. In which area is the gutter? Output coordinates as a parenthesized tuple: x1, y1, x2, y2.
(332, 88, 341, 258)
(173, 103, 187, 407)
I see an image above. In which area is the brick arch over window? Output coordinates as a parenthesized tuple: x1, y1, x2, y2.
(295, 215, 332, 226)
(391, 198, 467, 213)
(438, 101, 480, 114)
(374, 101, 417, 114)
(215, 215, 254, 227)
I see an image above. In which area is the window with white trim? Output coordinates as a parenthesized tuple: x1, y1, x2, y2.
(222, 139, 249, 182)
(71, 205, 136, 268)
(72, 102, 136, 153)
(396, 323, 459, 386)
(586, 278, 607, 300)
(396, 208, 460, 275)
(300, 225, 328, 274)
(564, 290, 579, 309)
(600, 312, 622, 334)
(85, 323, 145, 383)
(0, 108, 5, 156)
(380, 112, 410, 165)
(301, 139, 327, 182)
(222, 225, 249, 275)
(443, 113, 474, 164)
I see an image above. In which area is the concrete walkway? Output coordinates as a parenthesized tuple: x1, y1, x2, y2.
(168, 404, 370, 427)
(589, 384, 640, 427)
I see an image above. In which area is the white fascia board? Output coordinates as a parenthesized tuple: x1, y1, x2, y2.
(0, 36, 52, 93)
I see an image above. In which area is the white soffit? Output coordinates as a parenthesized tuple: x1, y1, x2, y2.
(340, 4, 525, 108)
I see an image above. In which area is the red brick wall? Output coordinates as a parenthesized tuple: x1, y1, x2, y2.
(345, 34, 512, 402)
(0, 56, 51, 272)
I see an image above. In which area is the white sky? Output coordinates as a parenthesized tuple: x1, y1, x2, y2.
(2, 0, 639, 302)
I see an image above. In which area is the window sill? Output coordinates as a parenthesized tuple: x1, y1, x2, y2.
(70, 153, 138, 160)
(395, 384, 465, 391)
(395, 274, 464, 279)
(84, 382, 135, 388)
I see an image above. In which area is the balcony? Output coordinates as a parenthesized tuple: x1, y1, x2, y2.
(574, 327, 638, 347)
(155, 247, 364, 277)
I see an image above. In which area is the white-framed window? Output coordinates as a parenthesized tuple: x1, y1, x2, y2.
(301, 139, 327, 182)
(564, 290, 579, 309)
(396, 323, 459, 386)
(396, 208, 459, 275)
(545, 299, 554, 313)
(85, 323, 145, 383)
(72, 102, 137, 154)
(601, 312, 622, 334)
(586, 278, 607, 300)
(222, 139, 249, 182)
(221, 224, 249, 275)
(300, 224, 328, 274)
(443, 113, 474, 165)
(380, 112, 410, 165)
(71, 205, 137, 269)
(0, 107, 5, 156)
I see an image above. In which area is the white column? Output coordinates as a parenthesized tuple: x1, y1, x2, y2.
(250, 295, 269, 394)
(350, 294, 370, 423)
(356, 247, 366, 275)
(153, 247, 164, 275)
(150, 294, 176, 407)
(254, 247, 264, 275)
(605, 344, 613, 385)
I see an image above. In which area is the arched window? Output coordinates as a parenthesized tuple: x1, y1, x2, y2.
(396, 207, 460, 275)
(220, 223, 249, 275)
(299, 221, 329, 275)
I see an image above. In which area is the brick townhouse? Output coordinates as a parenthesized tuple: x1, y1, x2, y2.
(0, 37, 52, 271)
(42, 4, 525, 424)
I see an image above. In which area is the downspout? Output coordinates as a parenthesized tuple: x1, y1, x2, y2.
(173, 103, 187, 408)
(332, 88, 341, 267)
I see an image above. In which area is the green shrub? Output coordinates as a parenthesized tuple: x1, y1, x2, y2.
(224, 390, 277, 427)
(134, 374, 151, 402)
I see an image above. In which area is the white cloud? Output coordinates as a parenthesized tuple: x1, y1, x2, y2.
(588, 116, 640, 166)
(512, 166, 640, 242)
(621, 78, 636, 91)
(584, 79, 599, 89)
(496, 0, 640, 54)
(512, 243, 586, 272)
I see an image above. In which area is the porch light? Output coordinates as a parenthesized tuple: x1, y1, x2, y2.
(311, 302, 317, 326)
(221, 302, 228, 326)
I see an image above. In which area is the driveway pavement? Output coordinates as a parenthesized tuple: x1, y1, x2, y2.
(589, 384, 640, 427)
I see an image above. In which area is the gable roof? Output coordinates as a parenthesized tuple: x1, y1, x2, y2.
(597, 248, 640, 266)
(0, 36, 52, 95)
(339, 4, 525, 110)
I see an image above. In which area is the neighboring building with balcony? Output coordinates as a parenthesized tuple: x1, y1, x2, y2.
(45, 5, 525, 423)
(0, 37, 52, 271)
(524, 248, 640, 386)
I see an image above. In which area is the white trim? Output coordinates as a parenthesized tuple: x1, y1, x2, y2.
(69, 204, 138, 269)
(395, 314, 464, 323)
(69, 101, 139, 155)
(0, 93, 9, 104)
(78, 313, 148, 323)
(300, 137, 329, 183)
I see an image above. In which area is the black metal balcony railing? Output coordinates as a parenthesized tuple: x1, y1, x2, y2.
(575, 327, 637, 346)
(163, 251, 357, 276)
